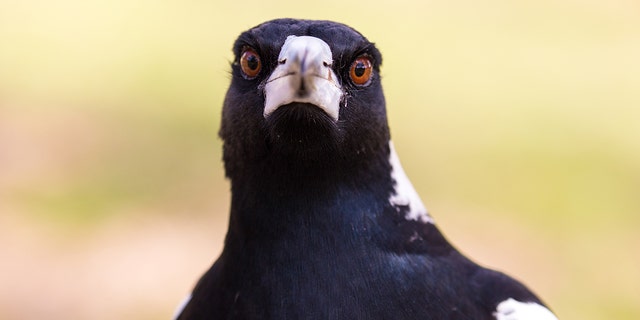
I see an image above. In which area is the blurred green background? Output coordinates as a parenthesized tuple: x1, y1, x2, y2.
(1, 0, 638, 319)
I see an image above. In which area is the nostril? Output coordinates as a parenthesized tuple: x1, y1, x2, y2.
(323, 61, 331, 67)
(279, 58, 287, 64)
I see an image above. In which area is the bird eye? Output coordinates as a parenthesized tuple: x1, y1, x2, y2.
(240, 48, 262, 79)
(349, 56, 373, 86)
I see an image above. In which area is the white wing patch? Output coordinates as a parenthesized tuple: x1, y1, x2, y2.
(172, 293, 192, 320)
(494, 298, 558, 320)
(388, 141, 433, 224)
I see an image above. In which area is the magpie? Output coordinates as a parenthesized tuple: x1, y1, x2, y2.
(175, 19, 558, 320)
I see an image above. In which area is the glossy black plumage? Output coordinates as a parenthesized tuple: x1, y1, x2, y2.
(176, 19, 554, 320)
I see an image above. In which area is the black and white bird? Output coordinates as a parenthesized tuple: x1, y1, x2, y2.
(175, 19, 558, 320)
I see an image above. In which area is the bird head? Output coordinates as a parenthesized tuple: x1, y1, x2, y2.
(220, 19, 390, 179)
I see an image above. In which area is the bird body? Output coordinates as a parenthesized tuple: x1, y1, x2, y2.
(176, 19, 558, 320)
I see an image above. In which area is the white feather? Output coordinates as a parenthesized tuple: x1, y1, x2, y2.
(172, 293, 192, 320)
(388, 141, 433, 224)
(494, 298, 558, 320)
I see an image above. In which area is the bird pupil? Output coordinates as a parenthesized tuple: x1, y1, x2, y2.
(354, 62, 366, 77)
(247, 55, 259, 70)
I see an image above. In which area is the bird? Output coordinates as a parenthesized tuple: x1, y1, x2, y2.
(175, 18, 558, 320)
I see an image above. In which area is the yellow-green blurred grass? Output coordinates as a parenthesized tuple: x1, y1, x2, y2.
(0, 0, 639, 319)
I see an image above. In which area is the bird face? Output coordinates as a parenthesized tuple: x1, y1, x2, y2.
(220, 19, 390, 176)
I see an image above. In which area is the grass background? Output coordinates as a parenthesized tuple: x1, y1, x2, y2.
(1, 0, 639, 319)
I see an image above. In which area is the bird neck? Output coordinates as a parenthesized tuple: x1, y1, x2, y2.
(223, 143, 395, 244)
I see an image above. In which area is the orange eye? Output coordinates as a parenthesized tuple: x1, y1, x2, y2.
(349, 56, 373, 86)
(240, 48, 261, 79)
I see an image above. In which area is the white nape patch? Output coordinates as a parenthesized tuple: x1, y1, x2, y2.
(263, 35, 343, 121)
(494, 298, 558, 320)
(388, 141, 433, 224)
(172, 293, 192, 320)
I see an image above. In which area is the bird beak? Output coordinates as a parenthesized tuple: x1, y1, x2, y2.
(263, 35, 343, 121)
